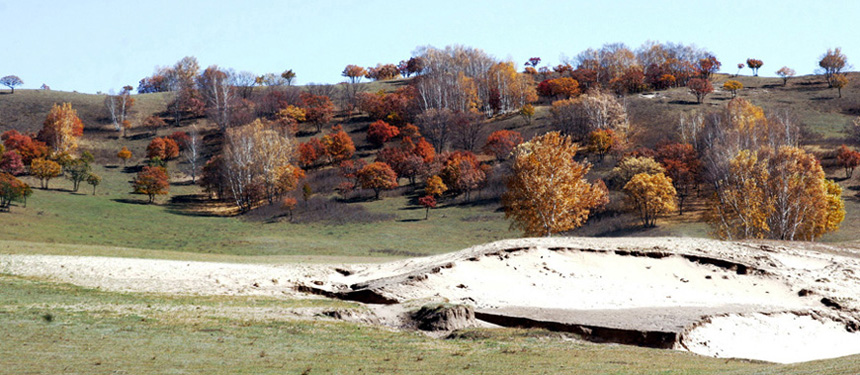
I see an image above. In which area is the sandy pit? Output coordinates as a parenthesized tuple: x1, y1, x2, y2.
(3, 237, 860, 363)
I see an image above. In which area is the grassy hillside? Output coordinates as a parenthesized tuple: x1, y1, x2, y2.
(1, 73, 859, 259)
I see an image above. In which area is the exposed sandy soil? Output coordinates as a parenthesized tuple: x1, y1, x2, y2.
(3, 237, 860, 363)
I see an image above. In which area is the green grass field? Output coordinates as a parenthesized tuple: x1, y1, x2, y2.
(4, 275, 859, 374)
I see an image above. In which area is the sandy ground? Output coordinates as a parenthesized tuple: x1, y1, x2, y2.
(3, 237, 860, 364)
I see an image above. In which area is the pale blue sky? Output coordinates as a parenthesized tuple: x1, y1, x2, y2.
(1, 0, 857, 93)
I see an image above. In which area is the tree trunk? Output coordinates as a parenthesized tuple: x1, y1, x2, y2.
(425, 207, 429, 220)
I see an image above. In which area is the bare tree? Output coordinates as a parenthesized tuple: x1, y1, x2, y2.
(198, 66, 236, 130)
(417, 108, 454, 152)
(184, 126, 203, 183)
(232, 70, 257, 99)
(104, 86, 135, 132)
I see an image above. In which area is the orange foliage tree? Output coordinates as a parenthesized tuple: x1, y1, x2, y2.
(357, 162, 398, 199)
(819, 48, 848, 87)
(146, 137, 180, 161)
(502, 132, 608, 236)
(746, 58, 763, 76)
(0, 172, 31, 211)
(132, 166, 169, 203)
(483, 130, 523, 161)
(321, 125, 355, 163)
(586, 129, 620, 162)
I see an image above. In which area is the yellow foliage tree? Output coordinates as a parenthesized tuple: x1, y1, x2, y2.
(722, 80, 743, 98)
(425, 175, 447, 197)
(610, 156, 665, 187)
(709, 146, 844, 240)
(502, 131, 608, 236)
(30, 158, 62, 189)
(39, 102, 84, 154)
(623, 173, 677, 227)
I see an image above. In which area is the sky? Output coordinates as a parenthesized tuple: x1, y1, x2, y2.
(1, 0, 858, 94)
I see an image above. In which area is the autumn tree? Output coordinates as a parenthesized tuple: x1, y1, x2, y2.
(540, 77, 580, 99)
(722, 80, 743, 98)
(0, 173, 31, 211)
(502, 132, 608, 236)
(2, 130, 48, 164)
(146, 137, 180, 161)
(38, 102, 84, 154)
(366, 64, 400, 81)
(624, 173, 677, 227)
(483, 130, 523, 161)
(776, 67, 796, 86)
(418, 195, 437, 220)
(0, 151, 25, 176)
(440, 151, 486, 201)
(819, 48, 848, 87)
(687, 78, 713, 104)
(698, 56, 721, 79)
(298, 138, 325, 168)
(367, 120, 400, 147)
(417, 108, 454, 152)
(746, 59, 763, 76)
(321, 125, 355, 163)
(0, 75, 23, 94)
(736, 63, 744, 77)
(300, 92, 335, 133)
(342, 65, 368, 84)
(656, 143, 700, 214)
(609, 156, 665, 188)
(550, 89, 629, 141)
(832, 74, 849, 98)
(30, 158, 62, 189)
(132, 166, 169, 203)
(519, 104, 535, 124)
(197, 65, 236, 129)
(221, 119, 298, 210)
(837, 145, 860, 178)
(708, 146, 844, 241)
(425, 175, 448, 197)
(104, 86, 135, 132)
(117, 146, 132, 166)
(357, 162, 398, 199)
(586, 129, 619, 162)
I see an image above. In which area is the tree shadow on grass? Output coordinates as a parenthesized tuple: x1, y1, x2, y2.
(397, 218, 422, 223)
(112, 198, 152, 205)
(163, 194, 226, 217)
(668, 100, 701, 105)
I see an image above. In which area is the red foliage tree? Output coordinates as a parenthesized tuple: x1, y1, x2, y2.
(656, 143, 700, 214)
(169, 131, 191, 151)
(483, 130, 523, 161)
(687, 78, 713, 104)
(418, 195, 437, 220)
(2, 130, 48, 164)
(609, 67, 647, 94)
(837, 144, 860, 178)
(300, 92, 335, 133)
(298, 138, 326, 168)
(367, 120, 401, 147)
(570, 68, 598, 90)
(0, 151, 25, 175)
(698, 56, 721, 79)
